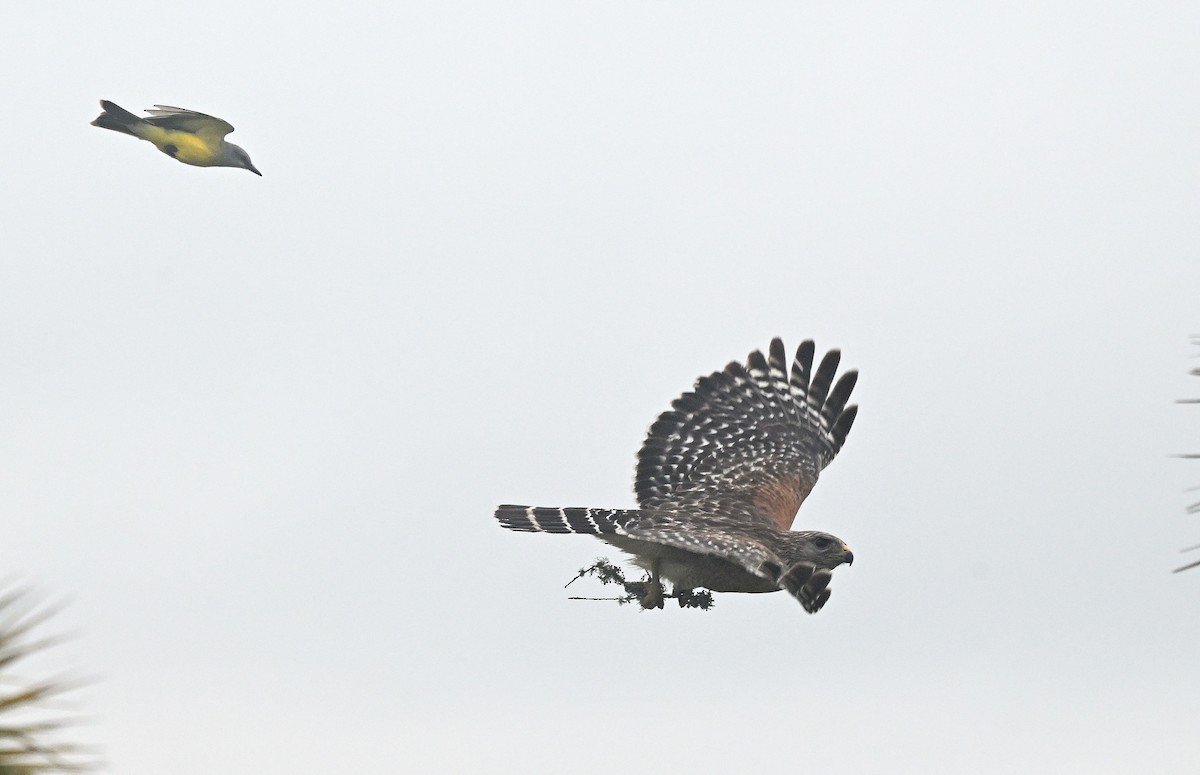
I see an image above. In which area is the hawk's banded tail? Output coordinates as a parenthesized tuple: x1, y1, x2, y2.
(495, 505, 642, 535)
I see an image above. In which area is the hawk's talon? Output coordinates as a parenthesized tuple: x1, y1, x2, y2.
(638, 560, 665, 609)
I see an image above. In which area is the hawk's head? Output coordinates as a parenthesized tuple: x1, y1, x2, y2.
(786, 530, 854, 570)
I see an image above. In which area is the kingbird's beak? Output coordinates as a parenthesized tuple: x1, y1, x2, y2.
(841, 547, 854, 566)
(247, 164, 261, 176)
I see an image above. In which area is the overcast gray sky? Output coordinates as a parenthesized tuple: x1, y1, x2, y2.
(2, 2, 1199, 773)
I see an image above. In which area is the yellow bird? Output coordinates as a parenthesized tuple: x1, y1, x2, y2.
(91, 100, 261, 175)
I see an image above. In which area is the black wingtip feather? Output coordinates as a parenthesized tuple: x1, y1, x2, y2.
(790, 340, 816, 393)
(779, 563, 815, 596)
(808, 349, 841, 410)
(804, 588, 832, 614)
(746, 349, 769, 376)
(831, 404, 858, 448)
(799, 570, 833, 613)
(822, 370, 859, 427)
(769, 338, 787, 366)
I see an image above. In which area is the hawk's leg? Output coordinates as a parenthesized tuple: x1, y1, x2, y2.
(637, 558, 665, 609)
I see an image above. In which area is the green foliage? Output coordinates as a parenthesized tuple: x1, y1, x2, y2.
(0, 588, 93, 774)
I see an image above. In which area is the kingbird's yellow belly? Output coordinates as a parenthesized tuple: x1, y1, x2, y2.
(135, 126, 220, 167)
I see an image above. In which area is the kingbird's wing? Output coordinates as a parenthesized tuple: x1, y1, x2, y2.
(144, 106, 235, 141)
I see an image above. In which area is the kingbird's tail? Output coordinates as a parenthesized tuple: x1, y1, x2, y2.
(91, 100, 144, 136)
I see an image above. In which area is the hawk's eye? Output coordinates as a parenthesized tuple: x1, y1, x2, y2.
(813, 537, 832, 550)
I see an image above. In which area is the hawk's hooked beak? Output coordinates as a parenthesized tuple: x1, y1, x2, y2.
(841, 546, 854, 566)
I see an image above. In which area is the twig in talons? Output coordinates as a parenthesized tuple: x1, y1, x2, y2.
(565, 558, 628, 588)
(567, 595, 639, 605)
(563, 559, 715, 610)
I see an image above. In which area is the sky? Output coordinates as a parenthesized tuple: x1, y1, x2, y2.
(2, 2, 1199, 772)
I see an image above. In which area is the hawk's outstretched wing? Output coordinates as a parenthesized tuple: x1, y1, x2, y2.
(634, 338, 857, 529)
